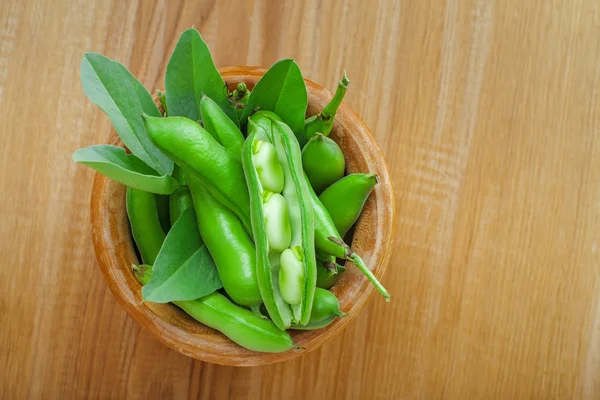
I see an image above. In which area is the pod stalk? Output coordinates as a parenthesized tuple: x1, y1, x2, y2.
(327, 236, 390, 301)
(320, 72, 350, 119)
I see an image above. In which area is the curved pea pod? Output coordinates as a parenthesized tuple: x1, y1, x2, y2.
(316, 259, 346, 289)
(199, 95, 244, 161)
(155, 194, 171, 233)
(291, 288, 345, 330)
(304, 72, 349, 141)
(141, 114, 251, 233)
(168, 166, 193, 225)
(133, 265, 296, 353)
(126, 188, 166, 265)
(169, 187, 193, 225)
(243, 111, 317, 330)
(319, 173, 378, 236)
(302, 133, 345, 194)
(307, 178, 390, 301)
(187, 174, 262, 309)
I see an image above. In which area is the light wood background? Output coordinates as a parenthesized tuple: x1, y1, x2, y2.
(2, 0, 599, 399)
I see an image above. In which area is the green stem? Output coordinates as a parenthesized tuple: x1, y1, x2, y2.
(320, 71, 349, 119)
(328, 236, 390, 301)
(156, 90, 168, 116)
(132, 264, 152, 285)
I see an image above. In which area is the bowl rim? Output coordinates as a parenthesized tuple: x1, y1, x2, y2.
(91, 66, 397, 366)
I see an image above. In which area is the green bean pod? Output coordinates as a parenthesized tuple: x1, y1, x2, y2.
(169, 187, 193, 225)
(302, 133, 345, 194)
(155, 194, 171, 233)
(126, 188, 166, 265)
(199, 95, 245, 161)
(308, 180, 390, 301)
(303, 72, 349, 141)
(319, 173, 378, 236)
(133, 265, 296, 353)
(243, 111, 317, 330)
(141, 114, 251, 233)
(187, 174, 262, 309)
(168, 167, 193, 225)
(291, 288, 345, 330)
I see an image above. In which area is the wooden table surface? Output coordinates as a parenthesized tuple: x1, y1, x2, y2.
(2, 0, 600, 399)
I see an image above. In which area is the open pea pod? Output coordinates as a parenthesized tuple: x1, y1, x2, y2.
(242, 111, 317, 330)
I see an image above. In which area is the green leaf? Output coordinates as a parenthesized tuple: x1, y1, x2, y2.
(142, 207, 222, 302)
(165, 28, 237, 124)
(240, 59, 307, 139)
(73, 145, 179, 194)
(80, 53, 173, 175)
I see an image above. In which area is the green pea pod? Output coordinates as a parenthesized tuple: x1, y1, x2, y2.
(291, 288, 345, 330)
(133, 265, 297, 353)
(155, 194, 171, 234)
(302, 133, 345, 193)
(319, 173, 378, 236)
(199, 95, 244, 161)
(126, 188, 166, 264)
(304, 72, 349, 141)
(141, 114, 251, 233)
(308, 179, 390, 301)
(168, 167, 193, 225)
(232, 82, 250, 121)
(187, 174, 262, 309)
(169, 187, 193, 225)
(316, 259, 346, 289)
(172, 164, 188, 186)
(243, 111, 317, 330)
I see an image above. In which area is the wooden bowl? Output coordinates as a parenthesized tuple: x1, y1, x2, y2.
(91, 66, 396, 366)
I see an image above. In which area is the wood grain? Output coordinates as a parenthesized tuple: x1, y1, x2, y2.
(1, 0, 599, 398)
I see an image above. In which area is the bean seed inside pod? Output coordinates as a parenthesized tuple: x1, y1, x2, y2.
(263, 192, 292, 253)
(279, 246, 305, 305)
(253, 140, 284, 193)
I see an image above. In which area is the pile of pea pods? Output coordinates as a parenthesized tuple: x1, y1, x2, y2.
(74, 28, 389, 353)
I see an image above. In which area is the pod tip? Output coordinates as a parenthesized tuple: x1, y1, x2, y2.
(308, 132, 325, 142)
(341, 71, 350, 87)
(251, 304, 267, 319)
(323, 261, 338, 275)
